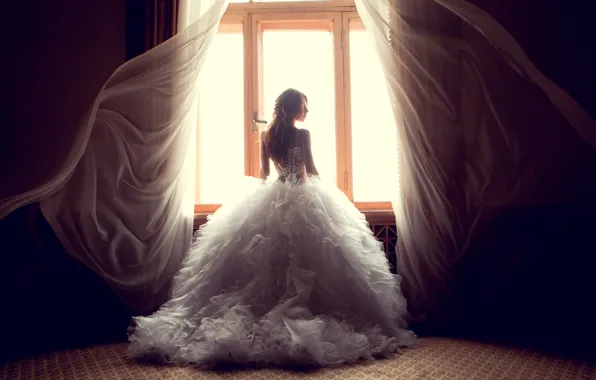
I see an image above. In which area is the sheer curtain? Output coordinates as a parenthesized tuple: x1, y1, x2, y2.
(355, 0, 596, 320)
(0, 0, 229, 315)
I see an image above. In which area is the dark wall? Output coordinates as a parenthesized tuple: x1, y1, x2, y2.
(471, 0, 596, 119)
(449, 1, 596, 351)
(0, 0, 127, 199)
(0, 0, 130, 361)
(126, 0, 149, 60)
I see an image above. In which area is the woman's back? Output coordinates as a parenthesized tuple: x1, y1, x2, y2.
(270, 128, 306, 182)
(259, 88, 318, 182)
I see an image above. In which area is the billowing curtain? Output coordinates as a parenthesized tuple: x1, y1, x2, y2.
(355, 0, 596, 322)
(0, 0, 229, 315)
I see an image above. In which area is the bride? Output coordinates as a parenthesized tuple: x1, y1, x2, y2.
(128, 88, 417, 367)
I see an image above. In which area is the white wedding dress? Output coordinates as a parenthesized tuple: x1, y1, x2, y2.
(128, 143, 416, 367)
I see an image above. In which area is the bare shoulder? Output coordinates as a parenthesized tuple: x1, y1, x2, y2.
(299, 128, 311, 141)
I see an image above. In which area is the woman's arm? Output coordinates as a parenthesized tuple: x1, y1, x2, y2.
(302, 129, 319, 176)
(259, 132, 270, 180)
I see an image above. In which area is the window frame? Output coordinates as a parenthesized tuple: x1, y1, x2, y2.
(195, 0, 395, 220)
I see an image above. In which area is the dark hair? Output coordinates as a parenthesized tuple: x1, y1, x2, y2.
(263, 89, 307, 164)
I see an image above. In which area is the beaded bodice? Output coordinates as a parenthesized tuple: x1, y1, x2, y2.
(274, 146, 306, 184)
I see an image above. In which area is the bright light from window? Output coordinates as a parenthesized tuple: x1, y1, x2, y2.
(262, 26, 336, 184)
(196, 25, 245, 204)
(349, 23, 398, 202)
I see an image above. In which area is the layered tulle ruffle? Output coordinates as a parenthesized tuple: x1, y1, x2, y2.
(128, 176, 416, 367)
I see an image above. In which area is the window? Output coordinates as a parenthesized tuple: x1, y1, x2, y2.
(195, 0, 398, 214)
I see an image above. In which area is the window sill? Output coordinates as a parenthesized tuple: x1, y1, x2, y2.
(193, 209, 395, 230)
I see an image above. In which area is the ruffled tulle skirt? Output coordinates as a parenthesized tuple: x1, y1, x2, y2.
(128, 176, 416, 367)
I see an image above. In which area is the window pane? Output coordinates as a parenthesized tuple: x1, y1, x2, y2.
(349, 23, 398, 202)
(262, 26, 336, 184)
(196, 24, 245, 204)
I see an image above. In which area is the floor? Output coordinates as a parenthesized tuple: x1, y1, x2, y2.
(1, 337, 594, 380)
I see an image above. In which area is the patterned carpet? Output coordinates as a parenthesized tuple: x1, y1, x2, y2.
(1, 337, 594, 380)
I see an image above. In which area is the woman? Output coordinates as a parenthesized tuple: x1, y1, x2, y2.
(128, 88, 416, 367)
